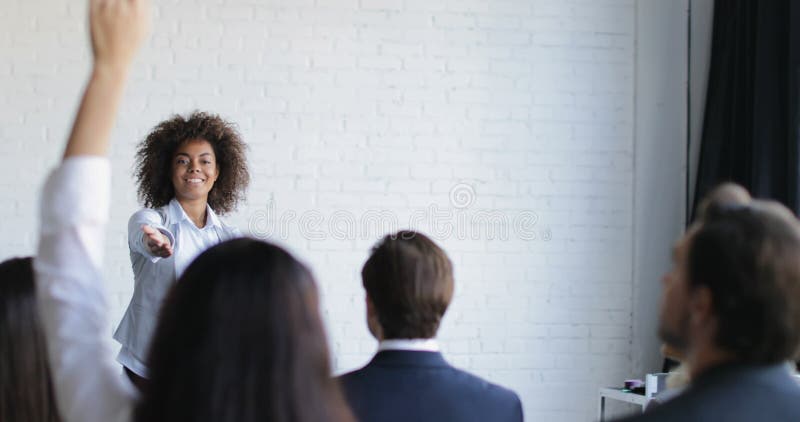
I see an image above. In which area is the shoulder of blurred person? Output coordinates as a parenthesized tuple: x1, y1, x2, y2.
(616, 184, 800, 421)
(617, 362, 800, 422)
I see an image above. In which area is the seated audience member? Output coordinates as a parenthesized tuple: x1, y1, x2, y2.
(136, 239, 354, 422)
(34, 2, 353, 422)
(339, 231, 523, 422)
(0, 257, 61, 422)
(615, 185, 800, 422)
(648, 183, 754, 410)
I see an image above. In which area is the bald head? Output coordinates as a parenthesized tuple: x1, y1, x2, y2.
(696, 183, 752, 222)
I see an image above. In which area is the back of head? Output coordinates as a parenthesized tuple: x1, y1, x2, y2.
(694, 182, 752, 222)
(689, 196, 800, 364)
(0, 257, 61, 422)
(362, 231, 454, 339)
(135, 239, 352, 422)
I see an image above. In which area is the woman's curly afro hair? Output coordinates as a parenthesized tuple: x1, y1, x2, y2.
(135, 111, 250, 215)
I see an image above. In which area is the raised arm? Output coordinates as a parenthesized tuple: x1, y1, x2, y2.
(35, 1, 151, 422)
(63, 0, 150, 158)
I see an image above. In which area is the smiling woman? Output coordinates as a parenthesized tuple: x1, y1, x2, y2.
(113, 111, 250, 389)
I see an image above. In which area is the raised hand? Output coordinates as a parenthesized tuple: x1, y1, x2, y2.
(90, 0, 151, 72)
(142, 225, 173, 258)
(63, 0, 151, 158)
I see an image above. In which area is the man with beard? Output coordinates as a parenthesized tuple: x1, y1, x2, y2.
(616, 185, 800, 421)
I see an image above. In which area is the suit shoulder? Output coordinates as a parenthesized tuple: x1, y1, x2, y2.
(337, 365, 370, 386)
(444, 366, 521, 403)
(336, 360, 523, 422)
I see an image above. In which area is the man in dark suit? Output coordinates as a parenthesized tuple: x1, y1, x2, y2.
(617, 185, 800, 422)
(338, 230, 523, 422)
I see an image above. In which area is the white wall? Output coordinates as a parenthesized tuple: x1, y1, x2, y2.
(689, 0, 715, 207)
(0, 1, 686, 420)
(631, 0, 690, 378)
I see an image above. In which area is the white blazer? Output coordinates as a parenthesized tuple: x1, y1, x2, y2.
(113, 198, 240, 376)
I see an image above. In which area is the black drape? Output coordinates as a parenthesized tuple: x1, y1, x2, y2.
(693, 0, 800, 217)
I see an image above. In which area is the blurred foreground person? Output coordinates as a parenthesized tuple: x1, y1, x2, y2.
(0, 257, 61, 422)
(615, 185, 800, 422)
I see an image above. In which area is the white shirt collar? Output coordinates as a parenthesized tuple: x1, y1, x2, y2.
(168, 198, 221, 229)
(378, 338, 440, 352)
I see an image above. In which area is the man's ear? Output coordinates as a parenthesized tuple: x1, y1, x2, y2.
(366, 295, 373, 315)
(689, 286, 714, 326)
(365, 294, 384, 341)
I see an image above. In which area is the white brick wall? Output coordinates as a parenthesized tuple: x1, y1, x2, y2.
(0, 1, 686, 421)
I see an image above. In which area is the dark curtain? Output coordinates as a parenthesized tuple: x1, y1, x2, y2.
(693, 0, 800, 218)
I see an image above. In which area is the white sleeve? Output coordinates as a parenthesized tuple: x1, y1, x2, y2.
(35, 156, 137, 422)
(128, 208, 175, 262)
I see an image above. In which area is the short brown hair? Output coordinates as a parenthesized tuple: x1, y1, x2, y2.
(362, 231, 454, 339)
(689, 190, 800, 363)
(135, 111, 250, 215)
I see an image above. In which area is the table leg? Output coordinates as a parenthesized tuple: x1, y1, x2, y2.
(598, 395, 606, 422)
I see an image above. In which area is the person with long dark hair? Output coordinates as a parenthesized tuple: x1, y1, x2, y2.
(35, 2, 353, 422)
(135, 238, 353, 422)
(114, 111, 249, 389)
(0, 257, 61, 422)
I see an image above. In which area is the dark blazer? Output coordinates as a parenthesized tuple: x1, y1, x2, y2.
(338, 350, 523, 422)
(615, 363, 800, 422)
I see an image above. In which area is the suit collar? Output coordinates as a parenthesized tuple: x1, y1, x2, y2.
(692, 361, 797, 390)
(369, 350, 450, 368)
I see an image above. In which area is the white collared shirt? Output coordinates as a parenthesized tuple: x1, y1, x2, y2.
(170, 199, 224, 278)
(378, 338, 440, 353)
(36, 157, 136, 422)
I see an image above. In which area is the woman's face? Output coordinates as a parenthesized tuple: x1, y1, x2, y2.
(171, 139, 219, 203)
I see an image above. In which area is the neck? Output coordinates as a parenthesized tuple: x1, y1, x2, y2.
(177, 197, 208, 228)
(687, 345, 738, 379)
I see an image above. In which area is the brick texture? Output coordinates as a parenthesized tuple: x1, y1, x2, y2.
(0, 0, 637, 420)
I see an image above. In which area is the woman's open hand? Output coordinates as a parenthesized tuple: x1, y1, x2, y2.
(142, 225, 173, 258)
